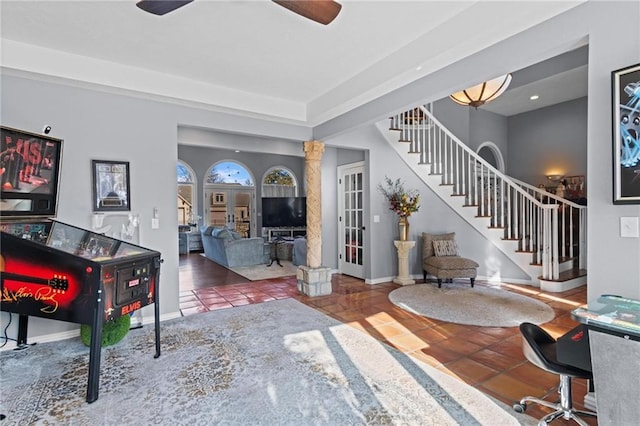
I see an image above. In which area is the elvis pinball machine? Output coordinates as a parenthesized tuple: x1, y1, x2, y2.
(0, 125, 162, 403)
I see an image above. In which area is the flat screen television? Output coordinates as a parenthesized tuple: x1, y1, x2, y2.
(0, 126, 63, 219)
(261, 197, 306, 228)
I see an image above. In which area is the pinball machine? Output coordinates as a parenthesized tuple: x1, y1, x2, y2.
(0, 126, 161, 403)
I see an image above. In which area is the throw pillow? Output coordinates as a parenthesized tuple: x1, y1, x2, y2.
(215, 229, 232, 240)
(229, 231, 242, 240)
(433, 239, 458, 256)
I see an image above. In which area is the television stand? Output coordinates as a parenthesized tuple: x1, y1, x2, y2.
(264, 227, 306, 241)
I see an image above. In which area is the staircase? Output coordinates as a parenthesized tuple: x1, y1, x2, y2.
(375, 106, 587, 291)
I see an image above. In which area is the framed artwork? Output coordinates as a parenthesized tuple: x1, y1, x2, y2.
(612, 63, 640, 204)
(565, 175, 585, 199)
(91, 160, 131, 212)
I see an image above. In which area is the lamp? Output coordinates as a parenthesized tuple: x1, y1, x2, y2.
(450, 74, 512, 108)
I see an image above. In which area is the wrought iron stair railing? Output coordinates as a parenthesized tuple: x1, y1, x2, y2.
(389, 106, 587, 281)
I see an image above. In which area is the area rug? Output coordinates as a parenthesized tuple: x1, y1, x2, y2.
(199, 253, 299, 281)
(0, 299, 533, 425)
(389, 282, 555, 327)
(230, 260, 299, 281)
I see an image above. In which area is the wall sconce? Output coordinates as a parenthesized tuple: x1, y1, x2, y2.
(546, 174, 564, 183)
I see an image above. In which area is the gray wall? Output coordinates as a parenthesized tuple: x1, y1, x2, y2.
(315, 1, 640, 301)
(2, 1, 639, 343)
(0, 74, 312, 342)
(325, 125, 529, 282)
(507, 97, 587, 187)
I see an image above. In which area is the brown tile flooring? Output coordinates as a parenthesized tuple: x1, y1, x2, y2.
(179, 253, 597, 425)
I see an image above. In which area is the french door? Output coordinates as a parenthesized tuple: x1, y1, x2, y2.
(204, 185, 255, 238)
(338, 162, 365, 278)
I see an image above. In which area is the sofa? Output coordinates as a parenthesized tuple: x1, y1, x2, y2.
(201, 226, 266, 268)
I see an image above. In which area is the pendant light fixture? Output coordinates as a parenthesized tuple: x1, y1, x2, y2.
(450, 74, 512, 108)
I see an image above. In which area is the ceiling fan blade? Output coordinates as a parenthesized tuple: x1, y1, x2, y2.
(136, 0, 194, 16)
(272, 0, 342, 25)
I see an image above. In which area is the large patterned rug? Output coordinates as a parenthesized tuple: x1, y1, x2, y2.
(0, 299, 534, 425)
(389, 282, 555, 327)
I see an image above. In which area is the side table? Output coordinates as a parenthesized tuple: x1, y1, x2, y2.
(393, 240, 416, 285)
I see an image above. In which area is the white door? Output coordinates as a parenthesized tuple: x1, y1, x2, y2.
(205, 186, 255, 237)
(338, 162, 365, 278)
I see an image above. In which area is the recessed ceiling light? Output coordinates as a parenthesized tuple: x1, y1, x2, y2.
(416, 65, 423, 71)
(235, 150, 240, 153)
(530, 95, 539, 100)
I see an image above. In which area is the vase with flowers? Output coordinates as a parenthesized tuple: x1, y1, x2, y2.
(378, 176, 420, 241)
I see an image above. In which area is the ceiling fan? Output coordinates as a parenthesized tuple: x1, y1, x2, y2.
(136, 0, 342, 25)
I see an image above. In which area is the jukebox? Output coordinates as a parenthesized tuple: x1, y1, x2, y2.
(0, 126, 161, 403)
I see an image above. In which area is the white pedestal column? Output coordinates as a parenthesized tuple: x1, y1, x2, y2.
(393, 240, 416, 285)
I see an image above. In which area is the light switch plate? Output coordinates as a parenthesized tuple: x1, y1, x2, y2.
(151, 218, 160, 229)
(620, 217, 639, 238)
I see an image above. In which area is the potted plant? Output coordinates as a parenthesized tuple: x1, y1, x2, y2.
(378, 176, 420, 240)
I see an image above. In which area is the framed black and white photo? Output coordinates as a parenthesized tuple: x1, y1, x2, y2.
(91, 160, 131, 212)
(612, 63, 640, 204)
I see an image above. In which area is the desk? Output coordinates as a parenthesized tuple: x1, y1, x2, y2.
(571, 295, 640, 426)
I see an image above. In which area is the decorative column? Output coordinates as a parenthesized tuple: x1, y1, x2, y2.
(297, 140, 332, 296)
(393, 240, 416, 285)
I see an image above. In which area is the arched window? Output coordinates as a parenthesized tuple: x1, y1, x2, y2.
(206, 161, 254, 186)
(204, 161, 256, 237)
(177, 161, 196, 226)
(262, 166, 298, 197)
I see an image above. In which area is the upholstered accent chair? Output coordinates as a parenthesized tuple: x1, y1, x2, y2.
(422, 232, 479, 288)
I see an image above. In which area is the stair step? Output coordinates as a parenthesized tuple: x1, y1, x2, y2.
(538, 268, 587, 282)
(488, 225, 506, 229)
(475, 215, 492, 218)
(463, 204, 479, 207)
(398, 139, 411, 143)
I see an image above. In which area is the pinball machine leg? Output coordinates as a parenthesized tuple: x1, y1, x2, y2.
(154, 293, 161, 359)
(17, 315, 29, 347)
(86, 295, 105, 403)
(153, 258, 162, 359)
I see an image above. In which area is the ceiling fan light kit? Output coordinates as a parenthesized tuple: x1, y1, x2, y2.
(136, 0, 342, 25)
(450, 74, 513, 108)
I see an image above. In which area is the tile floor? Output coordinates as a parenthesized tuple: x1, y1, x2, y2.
(179, 254, 597, 425)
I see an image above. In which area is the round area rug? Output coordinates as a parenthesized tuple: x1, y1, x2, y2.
(389, 283, 555, 327)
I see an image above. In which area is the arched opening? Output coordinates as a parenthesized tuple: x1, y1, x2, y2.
(476, 141, 505, 173)
(204, 160, 256, 237)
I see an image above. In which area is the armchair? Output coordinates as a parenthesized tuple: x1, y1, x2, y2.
(422, 232, 478, 288)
